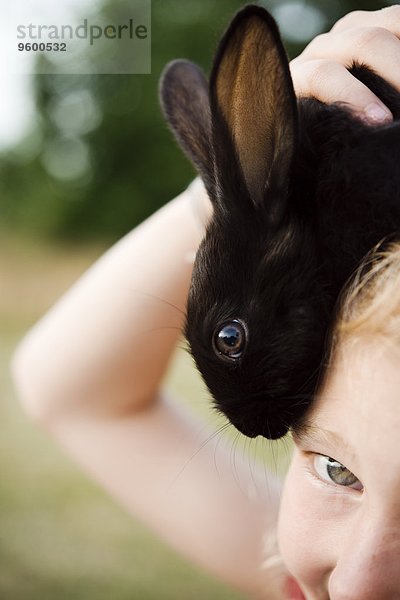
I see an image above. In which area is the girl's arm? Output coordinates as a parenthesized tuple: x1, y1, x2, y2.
(11, 179, 283, 598)
(12, 179, 210, 422)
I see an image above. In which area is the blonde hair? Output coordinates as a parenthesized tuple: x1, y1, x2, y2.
(329, 238, 400, 358)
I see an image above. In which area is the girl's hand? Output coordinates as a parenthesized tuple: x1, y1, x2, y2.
(289, 4, 400, 124)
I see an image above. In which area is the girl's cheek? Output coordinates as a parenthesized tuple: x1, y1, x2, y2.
(277, 450, 338, 591)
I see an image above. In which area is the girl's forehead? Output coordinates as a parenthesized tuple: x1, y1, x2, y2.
(306, 337, 400, 454)
(292, 339, 400, 512)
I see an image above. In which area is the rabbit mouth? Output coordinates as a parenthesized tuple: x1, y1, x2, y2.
(232, 418, 289, 440)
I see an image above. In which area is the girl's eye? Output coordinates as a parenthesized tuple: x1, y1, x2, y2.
(313, 454, 363, 491)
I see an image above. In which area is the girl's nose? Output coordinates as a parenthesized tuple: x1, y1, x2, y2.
(328, 523, 400, 600)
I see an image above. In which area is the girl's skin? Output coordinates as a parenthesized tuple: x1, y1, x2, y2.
(279, 339, 400, 598)
(11, 6, 400, 599)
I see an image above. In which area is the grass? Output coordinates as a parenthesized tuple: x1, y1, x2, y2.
(0, 233, 292, 599)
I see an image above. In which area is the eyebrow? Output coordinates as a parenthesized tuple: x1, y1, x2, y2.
(292, 422, 357, 461)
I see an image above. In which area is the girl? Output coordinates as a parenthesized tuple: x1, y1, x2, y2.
(11, 6, 400, 598)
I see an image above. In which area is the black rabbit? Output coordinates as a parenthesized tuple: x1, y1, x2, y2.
(159, 5, 400, 440)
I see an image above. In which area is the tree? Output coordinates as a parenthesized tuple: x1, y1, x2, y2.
(0, 0, 389, 241)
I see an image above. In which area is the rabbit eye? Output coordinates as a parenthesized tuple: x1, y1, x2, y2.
(213, 319, 247, 361)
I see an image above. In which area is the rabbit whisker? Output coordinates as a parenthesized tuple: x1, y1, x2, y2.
(127, 287, 187, 318)
(168, 421, 231, 489)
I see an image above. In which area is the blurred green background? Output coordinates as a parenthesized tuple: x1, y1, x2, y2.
(1, 0, 391, 598)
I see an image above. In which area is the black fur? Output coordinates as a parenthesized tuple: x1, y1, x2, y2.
(159, 5, 400, 439)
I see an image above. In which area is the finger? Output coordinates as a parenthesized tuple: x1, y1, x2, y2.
(290, 58, 393, 124)
(331, 5, 400, 35)
(300, 26, 400, 95)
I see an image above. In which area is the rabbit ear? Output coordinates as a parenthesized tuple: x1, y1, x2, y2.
(159, 60, 215, 197)
(210, 5, 298, 214)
